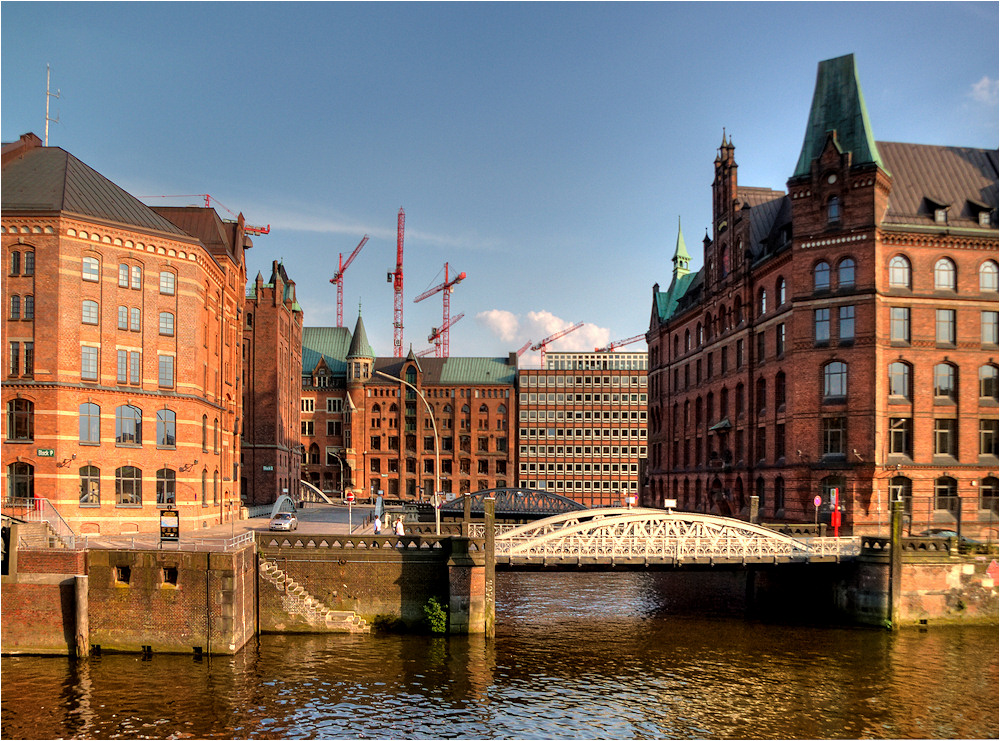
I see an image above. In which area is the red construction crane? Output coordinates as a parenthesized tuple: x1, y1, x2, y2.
(595, 333, 646, 352)
(516, 341, 532, 357)
(531, 321, 584, 368)
(415, 347, 435, 358)
(427, 312, 465, 358)
(388, 208, 405, 357)
(414, 262, 466, 358)
(329, 235, 369, 328)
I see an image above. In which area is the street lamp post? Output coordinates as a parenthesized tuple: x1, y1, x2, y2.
(327, 449, 347, 501)
(374, 370, 440, 535)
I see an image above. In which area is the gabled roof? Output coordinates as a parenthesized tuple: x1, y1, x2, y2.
(370, 356, 517, 386)
(793, 54, 883, 177)
(2, 142, 191, 237)
(302, 327, 353, 375)
(877, 141, 998, 229)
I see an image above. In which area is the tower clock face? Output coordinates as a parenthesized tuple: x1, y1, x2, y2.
(827, 173, 837, 184)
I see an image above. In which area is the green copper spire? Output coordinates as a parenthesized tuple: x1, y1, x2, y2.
(793, 54, 883, 177)
(672, 216, 691, 277)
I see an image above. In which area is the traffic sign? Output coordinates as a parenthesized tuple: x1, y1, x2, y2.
(345, 492, 355, 503)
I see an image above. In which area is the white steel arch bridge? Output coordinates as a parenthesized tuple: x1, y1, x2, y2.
(470, 508, 861, 569)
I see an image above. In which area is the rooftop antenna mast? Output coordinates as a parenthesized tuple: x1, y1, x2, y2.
(44, 64, 60, 146)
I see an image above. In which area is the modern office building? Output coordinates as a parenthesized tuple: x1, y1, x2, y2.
(645, 55, 998, 538)
(2, 133, 250, 535)
(518, 350, 648, 506)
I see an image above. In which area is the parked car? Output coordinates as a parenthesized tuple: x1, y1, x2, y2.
(916, 528, 981, 545)
(269, 512, 298, 531)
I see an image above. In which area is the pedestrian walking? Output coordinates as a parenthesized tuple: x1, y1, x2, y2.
(394, 517, 405, 536)
(373, 515, 382, 535)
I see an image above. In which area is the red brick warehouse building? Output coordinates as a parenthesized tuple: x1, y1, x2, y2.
(2, 133, 250, 535)
(645, 55, 998, 538)
(300, 314, 517, 502)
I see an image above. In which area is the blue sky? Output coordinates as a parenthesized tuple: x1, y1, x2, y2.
(3, 2, 997, 365)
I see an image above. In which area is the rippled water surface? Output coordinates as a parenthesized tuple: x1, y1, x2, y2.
(2, 571, 997, 739)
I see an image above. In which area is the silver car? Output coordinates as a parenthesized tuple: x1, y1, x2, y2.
(269, 512, 298, 531)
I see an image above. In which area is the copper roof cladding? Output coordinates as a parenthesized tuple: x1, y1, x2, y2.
(371, 356, 518, 386)
(877, 141, 999, 229)
(1, 141, 191, 238)
(301, 326, 353, 375)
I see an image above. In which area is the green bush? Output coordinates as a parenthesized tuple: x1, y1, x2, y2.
(423, 597, 448, 634)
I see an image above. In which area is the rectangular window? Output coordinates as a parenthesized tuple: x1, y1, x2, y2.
(23, 252, 34, 276)
(981, 419, 999, 457)
(822, 417, 846, 457)
(775, 323, 785, 356)
(756, 333, 766, 365)
(889, 418, 912, 457)
(933, 418, 958, 457)
(815, 308, 830, 344)
(936, 309, 956, 345)
(301, 420, 314, 436)
(23, 342, 33, 376)
(82, 346, 99, 381)
(839, 306, 855, 342)
(775, 423, 786, 460)
(160, 271, 176, 295)
(9, 342, 19, 376)
(117, 350, 128, 384)
(158, 355, 174, 388)
(302, 398, 315, 413)
(23, 295, 33, 320)
(983, 311, 999, 345)
(890, 307, 910, 343)
(10, 251, 20, 275)
(130, 351, 141, 385)
(326, 398, 342, 413)
(326, 420, 341, 436)
(736, 339, 744, 369)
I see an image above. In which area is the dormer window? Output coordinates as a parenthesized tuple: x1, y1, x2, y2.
(924, 196, 950, 224)
(980, 211, 992, 227)
(969, 199, 993, 227)
(934, 208, 948, 224)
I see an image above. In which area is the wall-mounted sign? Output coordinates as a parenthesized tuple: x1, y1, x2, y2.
(262, 465, 274, 472)
(37, 449, 54, 457)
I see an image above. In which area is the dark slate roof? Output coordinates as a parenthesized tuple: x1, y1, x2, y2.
(877, 141, 998, 229)
(2, 145, 190, 237)
(793, 54, 883, 178)
(739, 187, 788, 259)
(302, 327, 353, 375)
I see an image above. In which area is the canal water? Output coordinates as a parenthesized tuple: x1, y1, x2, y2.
(2, 571, 997, 739)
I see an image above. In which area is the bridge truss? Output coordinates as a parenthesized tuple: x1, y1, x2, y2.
(439, 488, 586, 518)
(483, 508, 860, 568)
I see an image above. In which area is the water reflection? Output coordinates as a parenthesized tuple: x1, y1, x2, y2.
(2, 571, 997, 739)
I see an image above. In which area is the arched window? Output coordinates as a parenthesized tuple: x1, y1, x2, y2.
(119, 263, 130, 287)
(202, 415, 208, 452)
(213, 471, 219, 505)
(838, 258, 855, 289)
(888, 362, 911, 399)
(115, 465, 142, 506)
(82, 300, 99, 325)
(827, 195, 841, 223)
(202, 470, 208, 506)
(479, 404, 488, 415)
(734, 298, 744, 325)
(758, 289, 767, 317)
(79, 402, 100, 443)
(214, 418, 219, 453)
(156, 468, 176, 505)
(6, 399, 33, 441)
(79, 466, 100, 505)
(823, 361, 848, 399)
(934, 258, 957, 291)
(889, 255, 911, 288)
(697, 322, 703, 346)
(9, 294, 20, 319)
(813, 261, 831, 291)
(156, 409, 176, 447)
(980, 260, 999, 292)
(774, 371, 786, 409)
(774, 476, 785, 513)
(776, 277, 786, 306)
(7, 461, 34, 502)
(755, 377, 766, 414)
(980, 476, 999, 514)
(23, 295, 33, 320)
(934, 476, 958, 514)
(933, 363, 957, 402)
(159, 271, 176, 295)
(685, 329, 691, 351)
(980, 364, 999, 400)
(115, 405, 142, 446)
(159, 312, 175, 336)
(82, 256, 100, 281)
(890, 476, 912, 516)
(755, 476, 766, 512)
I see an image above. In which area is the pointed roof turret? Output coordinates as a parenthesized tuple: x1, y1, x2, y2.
(793, 54, 883, 177)
(671, 217, 691, 277)
(346, 311, 374, 360)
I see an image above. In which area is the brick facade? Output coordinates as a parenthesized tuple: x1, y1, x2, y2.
(2, 134, 249, 535)
(645, 55, 998, 538)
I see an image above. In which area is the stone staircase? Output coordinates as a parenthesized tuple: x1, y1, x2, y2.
(258, 559, 370, 633)
(17, 522, 68, 549)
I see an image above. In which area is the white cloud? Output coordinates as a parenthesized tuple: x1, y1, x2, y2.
(969, 75, 999, 105)
(474, 309, 612, 362)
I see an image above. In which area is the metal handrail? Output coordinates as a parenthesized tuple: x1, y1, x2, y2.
(8, 497, 79, 549)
